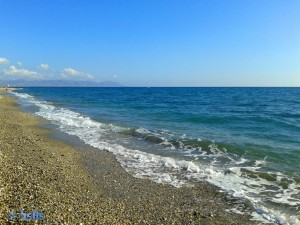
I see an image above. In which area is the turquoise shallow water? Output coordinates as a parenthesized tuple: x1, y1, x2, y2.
(12, 87, 300, 224)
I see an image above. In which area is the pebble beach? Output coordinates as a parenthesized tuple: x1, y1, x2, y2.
(0, 89, 257, 224)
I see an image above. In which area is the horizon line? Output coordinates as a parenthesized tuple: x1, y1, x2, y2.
(2, 86, 299, 88)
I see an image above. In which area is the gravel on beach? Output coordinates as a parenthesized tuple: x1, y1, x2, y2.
(0, 90, 258, 224)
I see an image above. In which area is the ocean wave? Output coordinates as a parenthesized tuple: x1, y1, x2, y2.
(11, 91, 300, 225)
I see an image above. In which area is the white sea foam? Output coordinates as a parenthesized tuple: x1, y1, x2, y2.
(11, 91, 300, 225)
(135, 127, 150, 135)
(235, 157, 248, 165)
(254, 157, 268, 167)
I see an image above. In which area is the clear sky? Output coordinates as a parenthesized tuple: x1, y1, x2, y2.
(0, 0, 299, 86)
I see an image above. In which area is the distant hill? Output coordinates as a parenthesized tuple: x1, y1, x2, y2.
(0, 79, 124, 87)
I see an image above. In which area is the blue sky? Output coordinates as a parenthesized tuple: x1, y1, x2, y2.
(0, 0, 299, 86)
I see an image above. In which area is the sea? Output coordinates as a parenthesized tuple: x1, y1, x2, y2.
(10, 87, 300, 224)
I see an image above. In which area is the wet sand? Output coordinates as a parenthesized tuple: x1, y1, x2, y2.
(0, 90, 258, 224)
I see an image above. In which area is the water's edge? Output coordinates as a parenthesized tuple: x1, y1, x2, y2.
(9, 89, 300, 225)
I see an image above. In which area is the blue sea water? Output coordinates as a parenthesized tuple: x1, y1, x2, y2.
(11, 87, 300, 224)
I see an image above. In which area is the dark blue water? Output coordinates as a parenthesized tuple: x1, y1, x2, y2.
(12, 87, 300, 224)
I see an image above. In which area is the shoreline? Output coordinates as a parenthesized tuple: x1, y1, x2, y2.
(0, 91, 257, 224)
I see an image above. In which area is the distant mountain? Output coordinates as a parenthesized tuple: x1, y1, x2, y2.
(0, 79, 124, 87)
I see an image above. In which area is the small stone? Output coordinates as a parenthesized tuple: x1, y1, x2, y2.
(193, 211, 198, 217)
(201, 214, 207, 219)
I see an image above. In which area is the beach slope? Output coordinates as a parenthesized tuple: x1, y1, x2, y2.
(0, 90, 256, 224)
